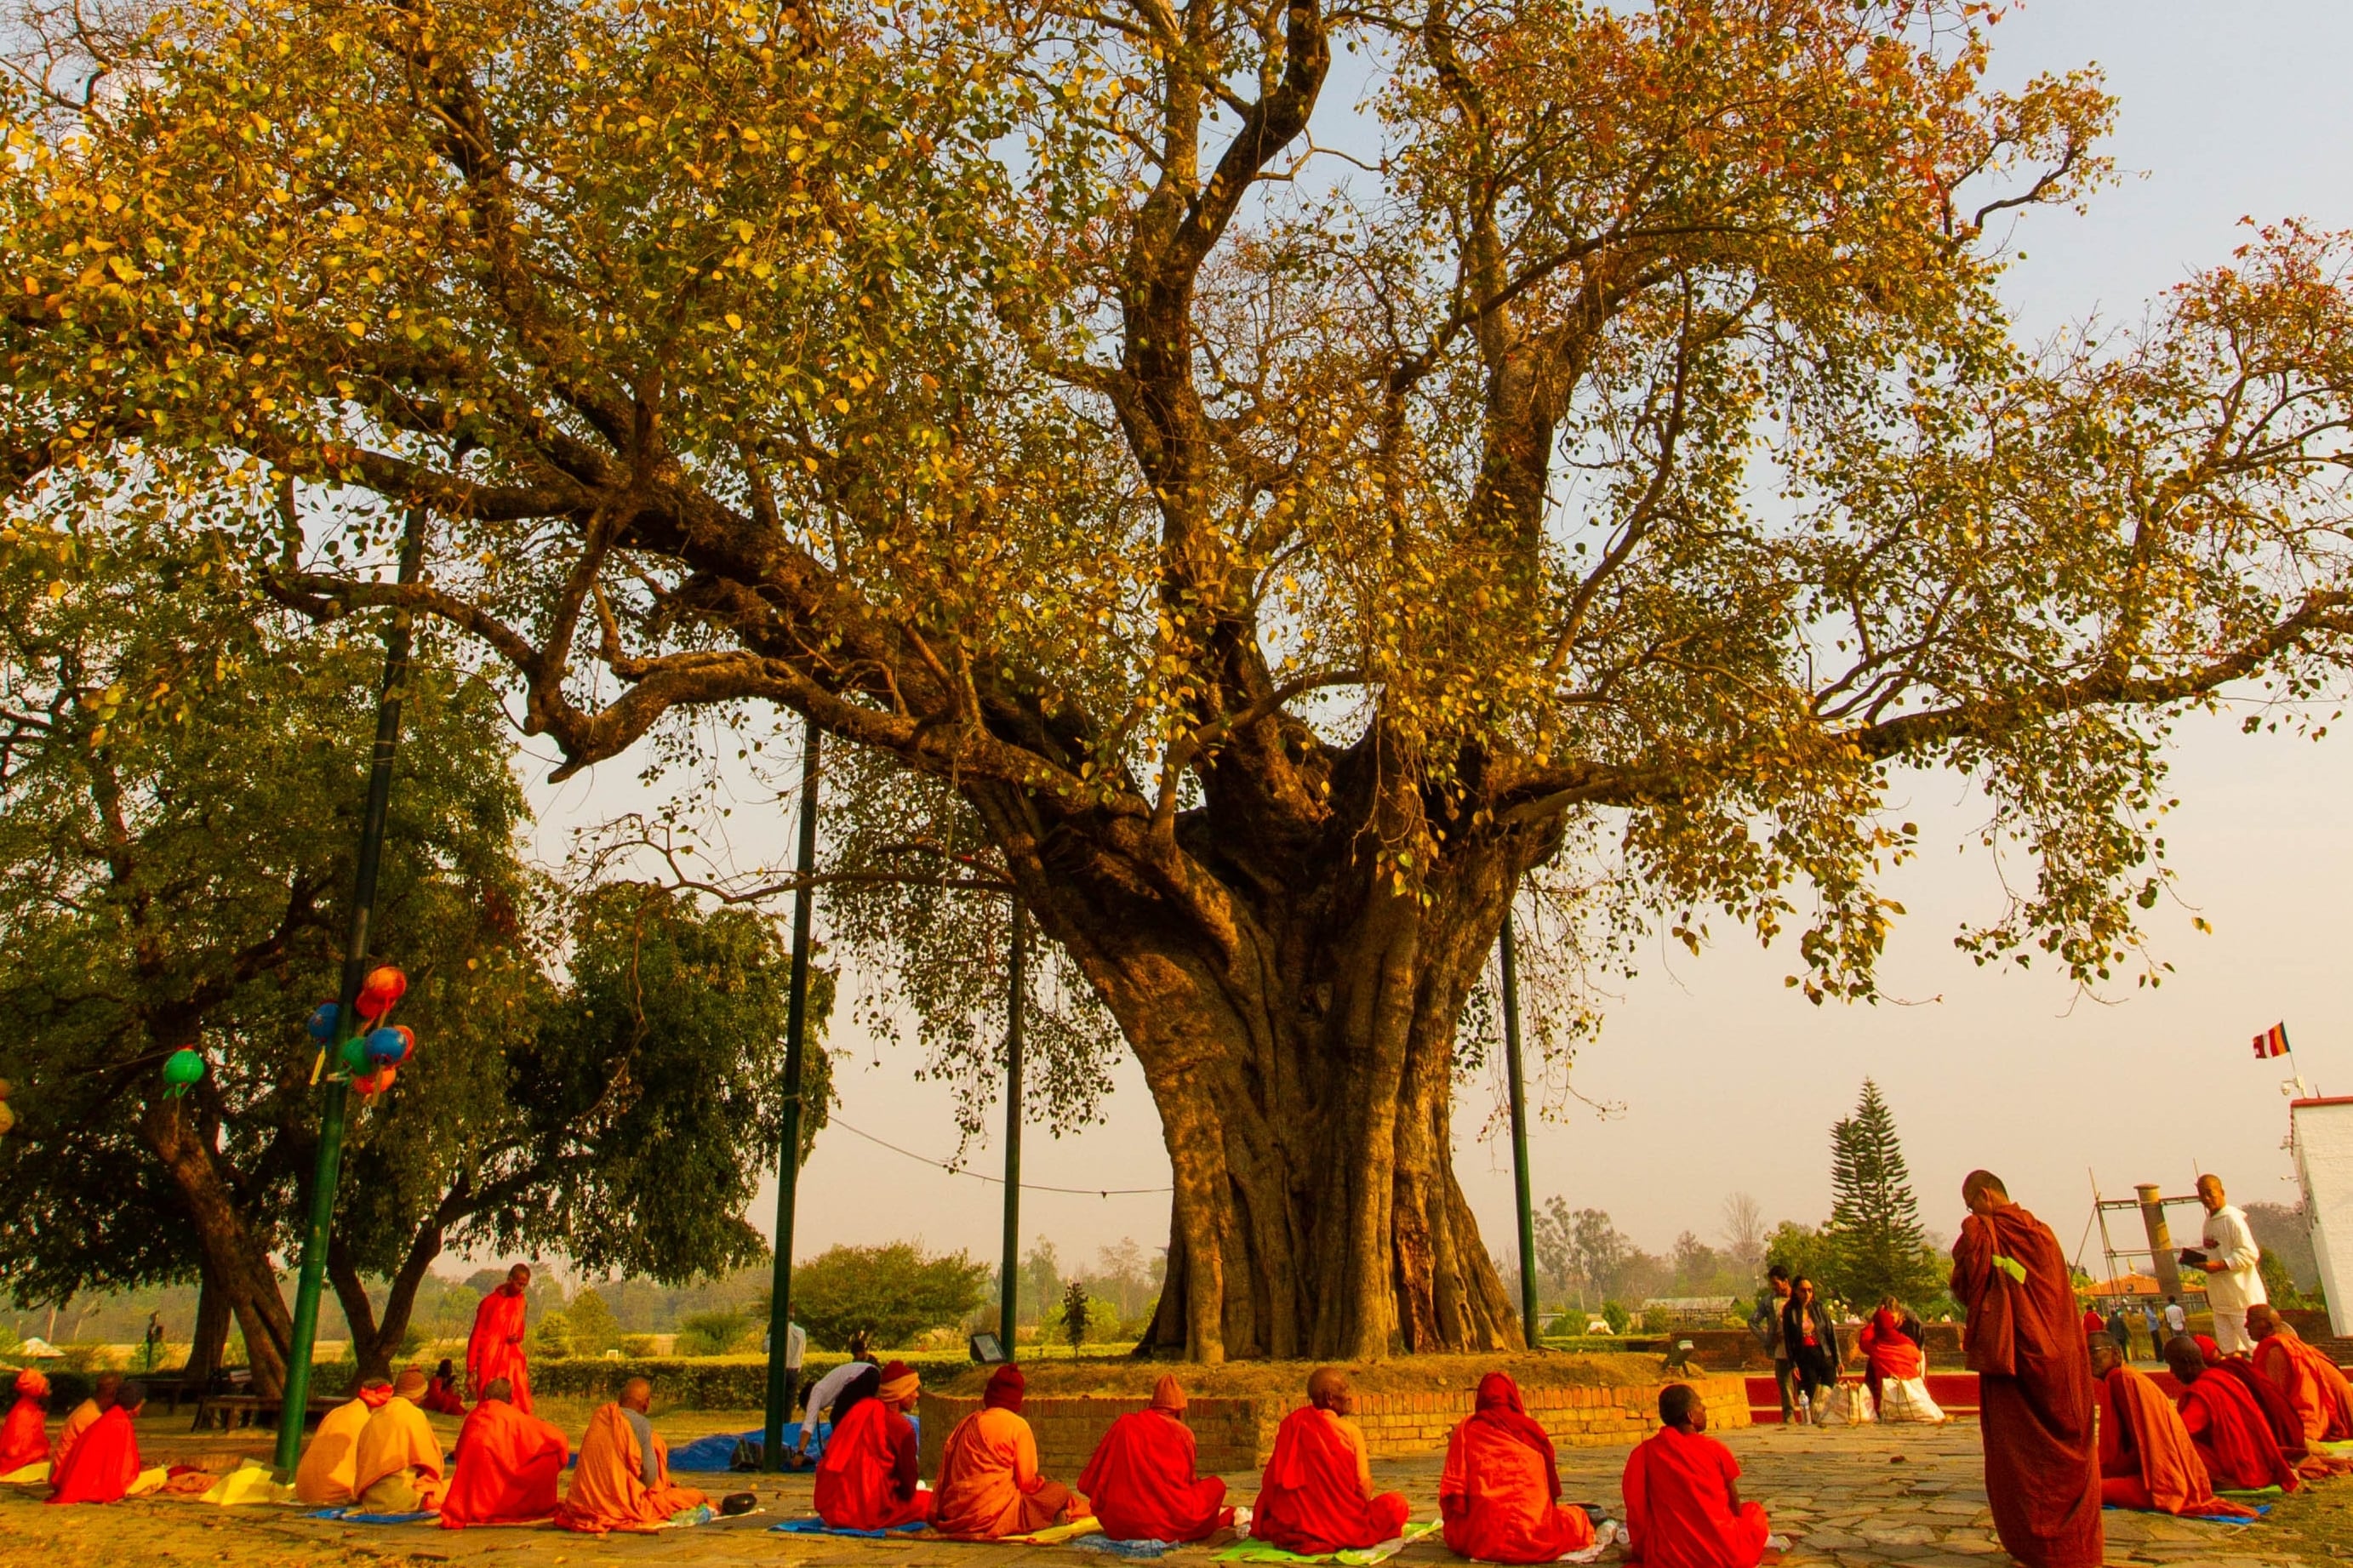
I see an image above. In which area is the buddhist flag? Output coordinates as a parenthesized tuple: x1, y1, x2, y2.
(2253, 1022, 2290, 1060)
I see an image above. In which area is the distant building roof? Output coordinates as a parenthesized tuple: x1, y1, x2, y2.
(1641, 1297, 1738, 1312)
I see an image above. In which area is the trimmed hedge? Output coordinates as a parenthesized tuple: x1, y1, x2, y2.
(526, 1354, 978, 1410)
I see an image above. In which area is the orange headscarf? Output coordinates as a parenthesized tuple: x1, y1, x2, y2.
(14, 1371, 48, 1400)
(1150, 1375, 1187, 1413)
(1471, 1372, 1559, 1501)
(983, 1365, 1025, 1413)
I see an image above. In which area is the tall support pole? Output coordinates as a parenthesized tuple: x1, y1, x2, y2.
(762, 725, 821, 1470)
(2138, 1183, 2184, 1299)
(1500, 911, 1542, 1349)
(273, 512, 425, 1476)
(999, 899, 1025, 1358)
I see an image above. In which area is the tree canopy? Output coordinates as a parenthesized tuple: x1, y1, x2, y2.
(6, 0, 2350, 1359)
(788, 1240, 991, 1351)
(1821, 1078, 1941, 1310)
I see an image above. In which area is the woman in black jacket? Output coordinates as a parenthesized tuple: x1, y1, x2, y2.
(1781, 1275, 1842, 1419)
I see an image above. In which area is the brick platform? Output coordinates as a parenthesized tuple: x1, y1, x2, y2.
(917, 1373, 1749, 1476)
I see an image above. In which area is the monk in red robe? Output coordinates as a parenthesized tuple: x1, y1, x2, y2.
(1622, 1383, 1768, 1568)
(1252, 1368, 1412, 1555)
(424, 1359, 467, 1417)
(0, 1371, 51, 1476)
(555, 1377, 708, 1533)
(440, 1378, 569, 1529)
(467, 1264, 534, 1414)
(2165, 1336, 2300, 1494)
(815, 1362, 929, 1530)
(1440, 1371, 1593, 1564)
(932, 1365, 1087, 1537)
(1858, 1300, 1924, 1413)
(48, 1379, 144, 1505)
(1950, 1171, 2101, 1568)
(2088, 1337, 2253, 1517)
(52, 1372, 118, 1480)
(1077, 1375, 1232, 1543)
(2248, 1304, 2353, 1445)
(2206, 1350, 2353, 1480)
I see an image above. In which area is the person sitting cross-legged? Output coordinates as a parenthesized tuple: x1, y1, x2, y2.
(423, 1359, 467, 1417)
(931, 1365, 1088, 1537)
(1439, 1371, 1594, 1564)
(1077, 1375, 1233, 1544)
(556, 1377, 709, 1533)
(48, 1379, 146, 1506)
(52, 1372, 119, 1480)
(2166, 1336, 2301, 1496)
(353, 1368, 448, 1513)
(814, 1362, 930, 1530)
(439, 1377, 569, 1529)
(296, 1379, 393, 1507)
(0, 1371, 53, 1479)
(2248, 1304, 2353, 1447)
(1251, 1368, 1412, 1555)
(1622, 1384, 1770, 1568)
(2089, 1335, 2254, 1517)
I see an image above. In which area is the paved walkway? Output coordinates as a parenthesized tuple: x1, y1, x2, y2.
(0, 1418, 2340, 1566)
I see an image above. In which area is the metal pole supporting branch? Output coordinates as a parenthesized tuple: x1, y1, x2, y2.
(1500, 911, 1542, 1348)
(999, 898, 1025, 1358)
(762, 725, 822, 1469)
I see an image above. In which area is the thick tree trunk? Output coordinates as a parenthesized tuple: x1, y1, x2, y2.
(141, 1100, 294, 1396)
(1006, 766, 1542, 1362)
(330, 1213, 445, 1383)
(186, 1266, 232, 1389)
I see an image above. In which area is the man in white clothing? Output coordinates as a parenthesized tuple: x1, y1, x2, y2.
(789, 1357, 877, 1467)
(2190, 1173, 2266, 1354)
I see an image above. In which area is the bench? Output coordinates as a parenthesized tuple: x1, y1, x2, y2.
(191, 1393, 342, 1432)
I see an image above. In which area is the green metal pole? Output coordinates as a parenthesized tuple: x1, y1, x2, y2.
(762, 725, 821, 1471)
(273, 512, 425, 1476)
(998, 898, 1025, 1359)
(1500, 910, 1541, 1349)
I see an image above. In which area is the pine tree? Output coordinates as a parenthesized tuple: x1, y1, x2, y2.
(1824, 1080, 1941, 1309)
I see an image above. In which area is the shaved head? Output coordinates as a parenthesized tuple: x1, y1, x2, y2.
(1962, 1170, 2009, 1210)
(620, 1377, 654, 1412)
(1306, 1367, 1353, 1414)
(2164, 1335, 2207, 1383)
(507, 1263, 532, 1287)
(483, 1377, 513, 1403)
(1659, 1383, 1704, 1431)
(93, 1371, 123, 1406)
(2087, 1333, 2122, 1378)
(2245, 1303, 2283, 1340)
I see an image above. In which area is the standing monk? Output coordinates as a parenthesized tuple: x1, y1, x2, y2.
(467, 1264, 534, 1414)
(2087, 1337, 2252, 1518)
(1621, 1384, 1769, 1568)
(1439, 1372, 1593, 1564)
(931, 1365, 1088, 1537)
(440, 1378, 569, 1529)
(2247, 1303, 2353, 1445)
(1950, 1170, 2101, 1568)
(0, 1371, 51, 1478)
(814, 1364, 929, 1531)
(1251, 1369, 1412, 1554)
(556, 1377, 708, 1533)
(1077, 1375, 1232, 1544)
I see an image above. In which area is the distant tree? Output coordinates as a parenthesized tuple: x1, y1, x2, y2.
(1720, 1194, 1768, 1275)
(1571, 1210, 1635, 1305)
(1533, 1198, 1577, 1309)
(793, 1242, 990, 1351)
(2246, 1203, 2318, 1292)
(674, 1309, 750, 1357)
(1021, 1240, 1064, 1328)
(1822, 1081, 1942, 1309)
(1600, 1302, 1632, 1336)
(563, 1288, 625, 1356)
(1669, 1232, 1725, 1295)
(1060, 1280, 1093, 1351)
(1764, 1222, 1836, 1302)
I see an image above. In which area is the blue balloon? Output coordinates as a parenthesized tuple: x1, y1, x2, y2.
(364, 1027, 407, 1066)
(306, 1001, 340, 1042)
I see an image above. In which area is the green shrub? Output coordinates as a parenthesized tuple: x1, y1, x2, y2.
(530, 1314, 574, 1360)
(794, 1243, 990, 1350)
(526, 1354, 976, 1410)
(1601, 1302, 1631, 1336)
(564, 1289, 625, 1356)
(620, 1334, 659, 1357)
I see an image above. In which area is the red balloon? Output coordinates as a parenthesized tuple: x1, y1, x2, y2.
(354, 1063, 397, 1097)
(390, 1024, 416, 1065)
(357, 966, 407, 1021)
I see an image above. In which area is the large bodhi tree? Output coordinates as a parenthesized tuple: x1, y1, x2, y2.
(5, 0, 2351, 1360)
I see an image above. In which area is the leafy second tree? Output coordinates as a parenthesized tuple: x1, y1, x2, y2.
(790, 1242, 990, 1353)
(1822, 1081, 1943, 1311)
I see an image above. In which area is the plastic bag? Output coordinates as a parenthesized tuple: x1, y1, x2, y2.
(1818, 1382, 1877, 1425)
(1876, 1377, 1948, 1423)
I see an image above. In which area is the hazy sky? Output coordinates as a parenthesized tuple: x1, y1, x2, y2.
(510, 3, 2353, 1290)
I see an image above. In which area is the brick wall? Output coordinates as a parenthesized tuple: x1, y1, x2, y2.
(917, 1374, 1748, 1478)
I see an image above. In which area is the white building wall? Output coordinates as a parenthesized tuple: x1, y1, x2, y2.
(2290, 1098, 2353, 1337)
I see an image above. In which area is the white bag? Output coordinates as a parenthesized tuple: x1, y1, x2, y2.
(1818, 1381, 1877, 1425)
(1876, 1377, 1948, 1423)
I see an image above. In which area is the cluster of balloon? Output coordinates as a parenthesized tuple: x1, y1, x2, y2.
(0, 1080, 13, 1138)
(305, 966, 416, 1098)
(162, 1047, 207, 1098)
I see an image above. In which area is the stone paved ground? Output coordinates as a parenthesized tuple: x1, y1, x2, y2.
(1, 1416, 2345, 1567)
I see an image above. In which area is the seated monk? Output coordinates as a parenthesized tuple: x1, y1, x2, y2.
(1252, 1368, 1412, 1554)
(2088, 1336, 2253, 1517)
(353, 1368, 449, 1513)
(2248, 1304, 2353, 1446)
(1440, 1371, 1594, 1564)
(1077, 1375, 1233, 1544)
(53, 1371, 119, 1479)
(932, 1365, 1087, 1537)
(424, 1360, 467, 1417)
(297, 1380, 393, 1507)
(2166, 1336, 2299, 1495)
(1623, 1384, 1770, 1568)
(815, 1362, 930, 1531)
(555, 1377, 709, 1533)
(2207, 1353, 2353, 1480)
(1, 1371, 52, 1478)
(440, 1378, 569, 1529)
(1859, 1299, 1924, 1411)
(48, 1379, 145, 1505)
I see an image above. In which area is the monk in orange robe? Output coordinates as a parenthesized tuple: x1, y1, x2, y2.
(1622, 1383, 1768, 1568)
(1077, 1375, 1232, 1544)
(815, 1363, 930, 1530)
(48, 1379, 144, 1505)
(932, 1365, 1087, 1537)
(296, 1380, 393, 1506)
(2205, 1350, 2353, 1480)
(2088, 1337, 2253, 1517)
(0, 1370, 51, 1476)
(1252, 1368, 1411, 1555)
(354, 1369, 448, 1511)
(2248, 1304, 2353, 1445)
(423, 1359, 467, 1417)
(555, 1377, 709, 1533)
(1440, 1371, 1594, 1564)
(467, 1264, 534, 1414)
(1950, 1171, 2102, 1568)
(2165, 1337, 2301, 1494)
(440, 1378, 568, 1529)
(52, 1372, 118, 1479)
